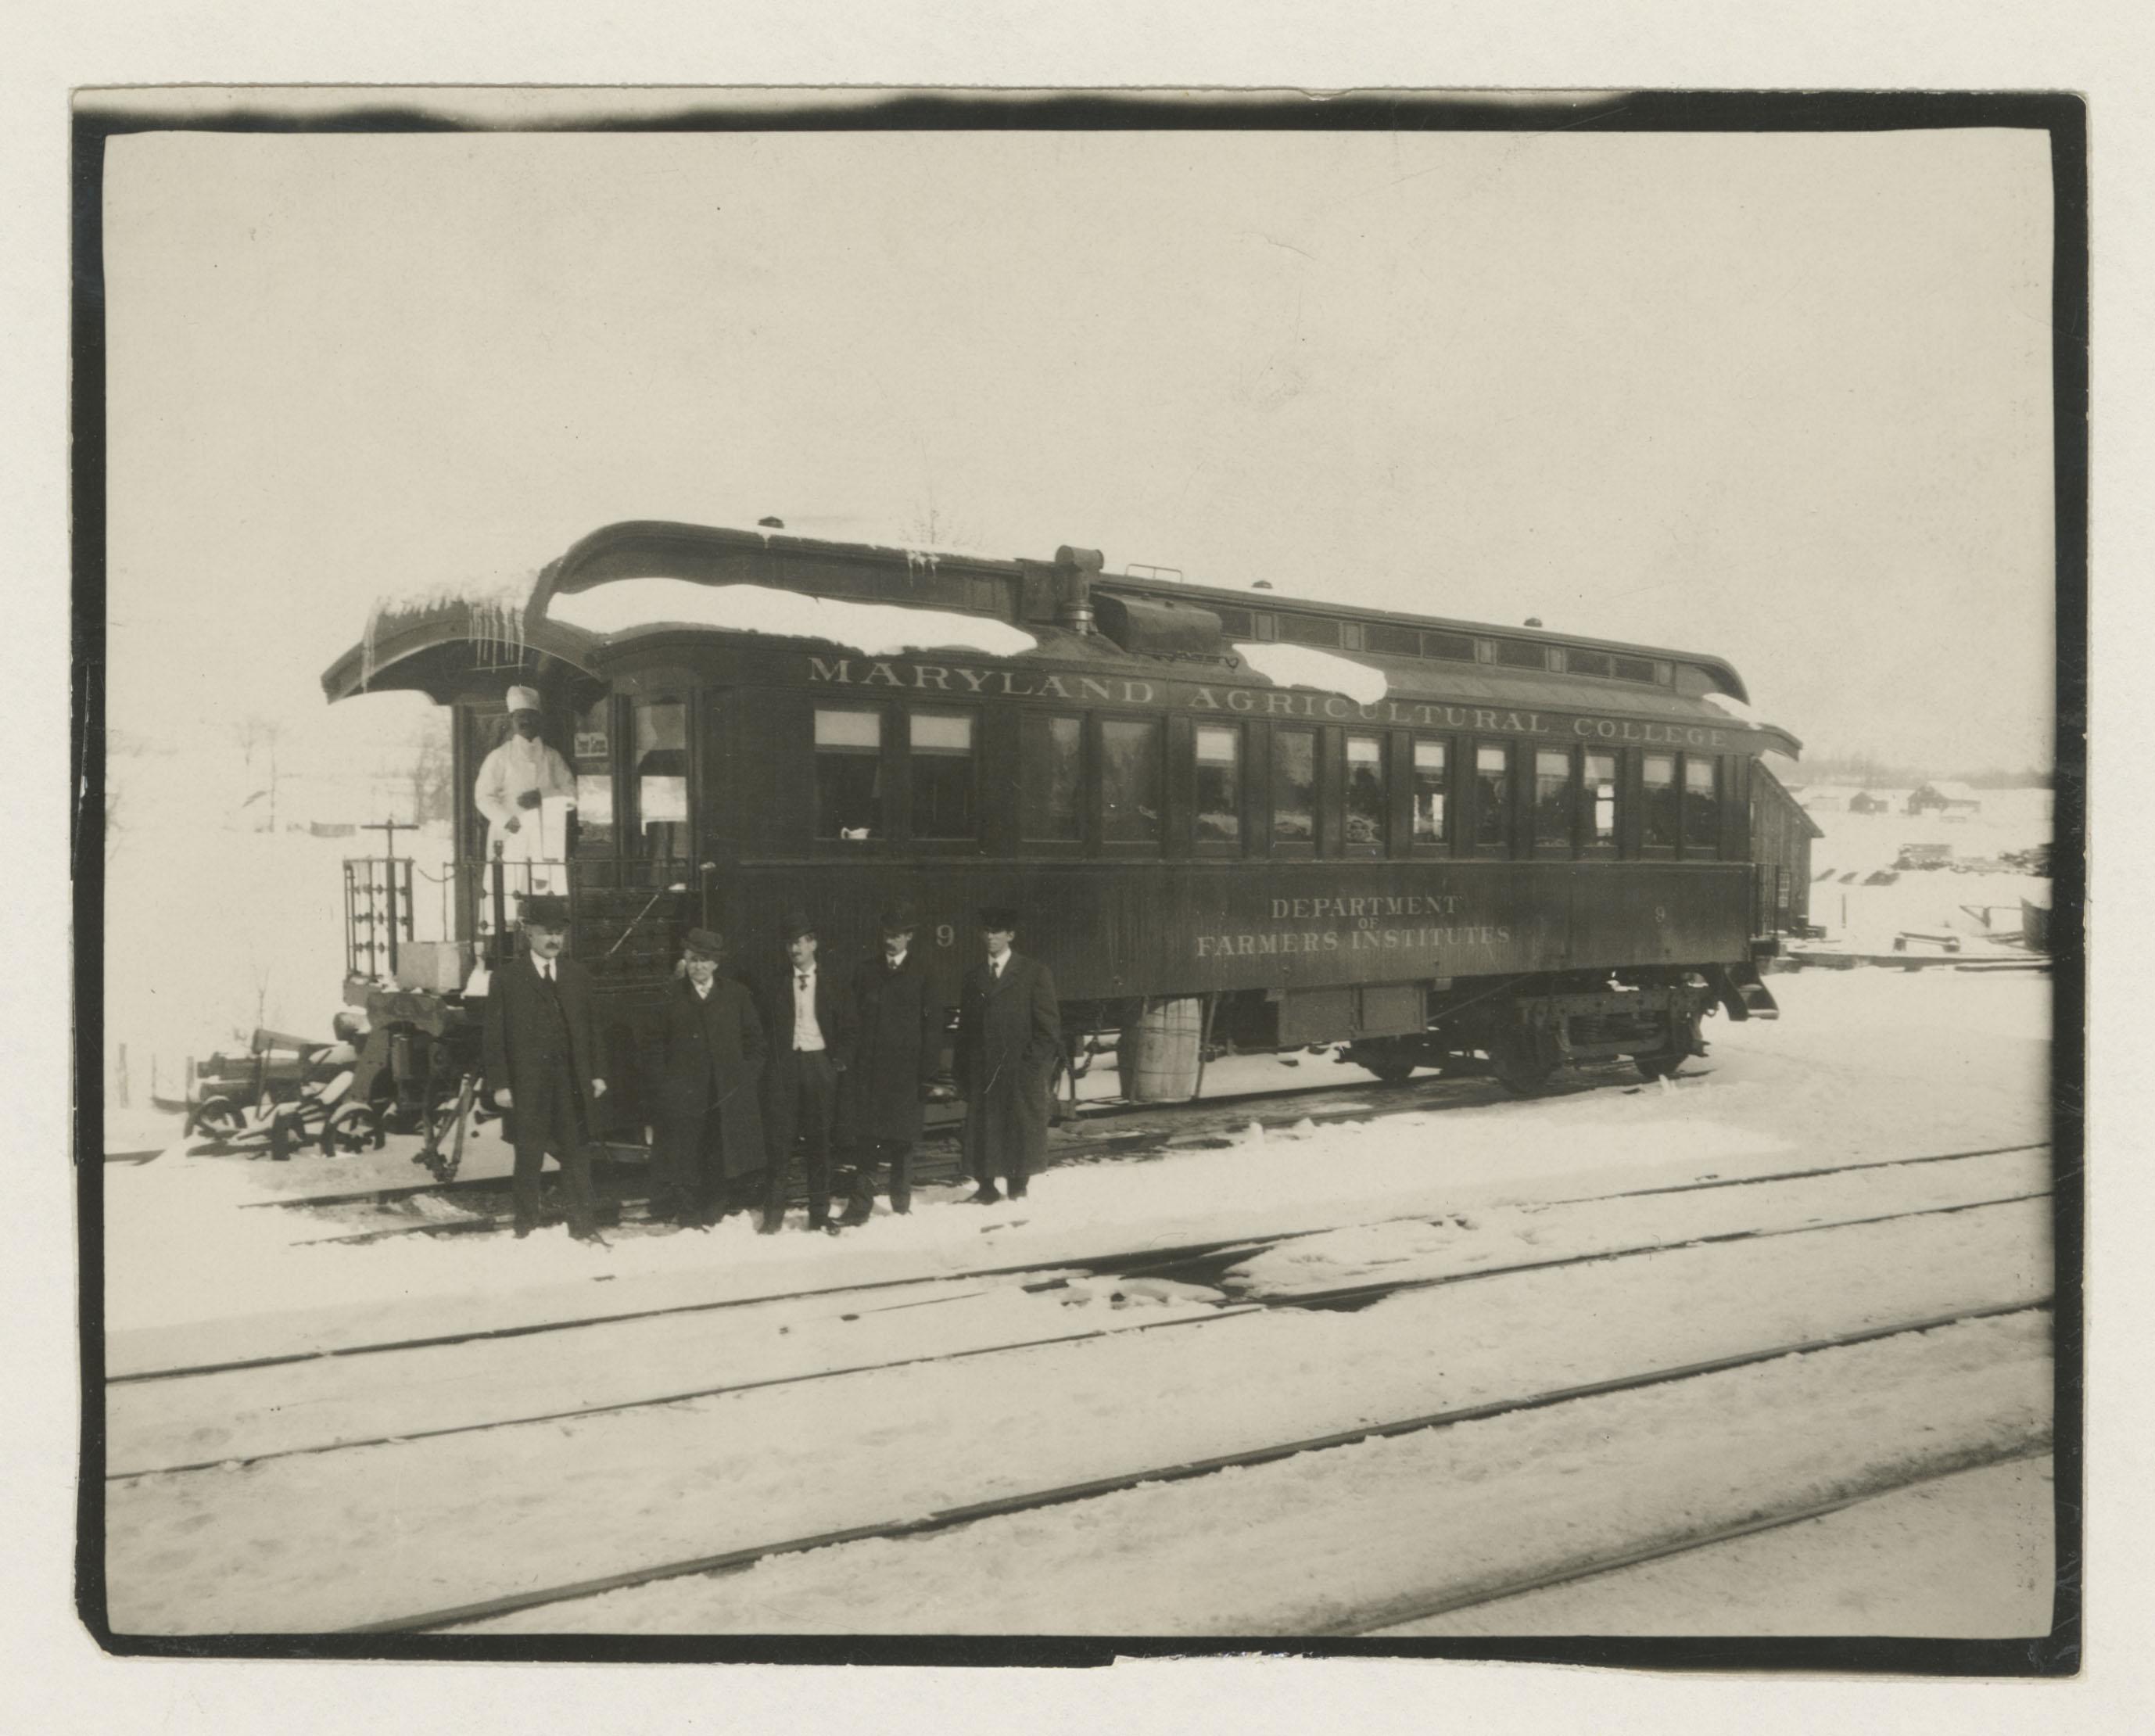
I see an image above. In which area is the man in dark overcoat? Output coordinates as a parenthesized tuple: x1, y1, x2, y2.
(758, 909, 856, 1233)
(652, 927, 767, 1227)
(836, 900, 944, 1224)
(955, 906, 1060, 1204)
(481, 894, 608, 1242)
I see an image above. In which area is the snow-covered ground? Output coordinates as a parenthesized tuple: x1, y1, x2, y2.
(99, 960, 2055, 1637)
(103, 967, 2048, 1353)
(1795, 789, 2053, 955)
(1379, 1455, 2055, 1639)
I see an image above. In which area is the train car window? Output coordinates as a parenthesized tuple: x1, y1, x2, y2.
(1020, 714, 1084, 841)
(571, 697, 616, 855)
(1473, 743, 1512, 852)
(1271, 728, 1317, 845)
(633, 695, 690, 861)
(1586, 750, 1619, 849)
(1193, 724, 1242, 843)
(1566, 648, 1614, 679)
(1643, 752, 1680, 849)
(1411, 739, 1449, 844)
(1683, 756, 1721, 853)
(1276, 613, 1342, 648)
(1345, 734, 1386, 852)
(1101, 718, 1164, 845)
(1612, 655, 1657, 683)
(1424, 631, 1476, 662)
(1533, 748, 1575, 848)
(1496, 640, 1551, 670)
(1364, 622, 1422, 658)
(1212, 605, 1254, 638)
(813, 706, 883, 841)
(908, 709, 977, 841)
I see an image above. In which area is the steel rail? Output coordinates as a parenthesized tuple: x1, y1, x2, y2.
(111, 1189, 2050, 1480)
(1327, 1441, 2056, 1637)
(342, 1300, 2052, 1635)
(109, 1139, 2050, 1386)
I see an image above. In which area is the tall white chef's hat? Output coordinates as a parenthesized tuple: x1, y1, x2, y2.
(505, 685, 542, 714)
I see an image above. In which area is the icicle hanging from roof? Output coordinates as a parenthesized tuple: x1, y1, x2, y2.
(358, 572, 532, 689)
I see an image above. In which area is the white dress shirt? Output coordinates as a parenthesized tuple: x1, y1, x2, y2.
(792, 967, 827, 1051)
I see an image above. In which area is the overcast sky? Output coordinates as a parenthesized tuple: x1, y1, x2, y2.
(103, 120, 2056, 774)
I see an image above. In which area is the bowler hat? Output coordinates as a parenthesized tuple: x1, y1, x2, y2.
(776, 909, 817, 942)
(877, 899, 920, 934)
(522, 893, 571, 927)
(977, 906, 1020, 931)
(683, 927, 726, 959)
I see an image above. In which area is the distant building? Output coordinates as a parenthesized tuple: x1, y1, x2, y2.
(1798, 784, 1858, 813)
(1907, 780, 1984, 816)
(1848, 790, 1890, 814)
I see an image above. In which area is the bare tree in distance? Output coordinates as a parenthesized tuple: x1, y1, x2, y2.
(233, 713, 284, 832)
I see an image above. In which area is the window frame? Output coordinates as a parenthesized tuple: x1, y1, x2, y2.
(1640, 750, 1680, 858)
(1017, 709, 1090, 854)
(1266, 723, 1320, 859)
(1191, 719, 1246, 857)
(1530, 744, 1578, 858)
(626, 689, 694, 863)
(811, 701, 889, 851)
(1343, 730, 1388, 857)
(902, 703, 984, 852)
(1680, 752, 1723, 859)
(1409, 733, 1454, 855)
(1468, 737, 1516, 858)
(1581, 747, 1621, 859)
(1095, 712, 1166, 855)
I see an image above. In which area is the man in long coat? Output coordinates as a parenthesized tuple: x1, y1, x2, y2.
(481, 894, 608, 1241)
(955, 906, 1060, 1204)
(758, 909, 856, 1233)
(836, 900, 943, 1224)
(652, 927, 767, 1227)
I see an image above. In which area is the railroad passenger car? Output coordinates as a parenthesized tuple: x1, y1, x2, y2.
(323, 520, 1803, 1142)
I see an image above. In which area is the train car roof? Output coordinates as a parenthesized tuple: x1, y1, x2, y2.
(323, 519, 1799, 755)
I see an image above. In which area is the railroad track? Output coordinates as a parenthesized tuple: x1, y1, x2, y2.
(1329, 1442, 2056, 1637)
(248, 1057, 1655, 1240)
(112, 1138, 2049, 1388)
(350, 1298, 2052, 1636)
(107, 1141, 2052, 1478)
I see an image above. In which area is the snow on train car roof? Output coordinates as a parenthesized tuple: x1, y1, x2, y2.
(546, 577, 1038, 659)
(1234, 642, 1388, 705)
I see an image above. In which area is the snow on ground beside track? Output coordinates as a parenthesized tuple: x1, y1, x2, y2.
(109, 1146, 2046, 1476)
(1798, 800, 2053, 953)
(1379, 1454, 2055, 1638)
(103, 1200, 2049, 1632)
(1221, 1144, 2049, 1297)
(102, 965, 2050, 1361)
(457, 1312, 2051, 1635)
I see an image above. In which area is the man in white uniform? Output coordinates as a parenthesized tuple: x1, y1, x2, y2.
(474, 685, 576, 893)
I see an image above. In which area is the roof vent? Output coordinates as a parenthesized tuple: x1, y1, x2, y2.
(1052, 545, 1103, 633)
(1095, 591, 1225, 658)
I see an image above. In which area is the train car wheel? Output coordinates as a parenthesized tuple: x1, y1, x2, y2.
(1634, 1049, 1686, 1081)
(1490, 1028, 1560, 1096)
(1346, 1041, 1417, 1085)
